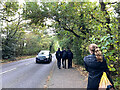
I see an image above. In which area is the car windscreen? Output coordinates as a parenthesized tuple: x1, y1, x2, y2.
(38, 51, 49, 56)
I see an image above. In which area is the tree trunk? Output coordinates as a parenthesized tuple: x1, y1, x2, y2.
(99, 0, 112, 35)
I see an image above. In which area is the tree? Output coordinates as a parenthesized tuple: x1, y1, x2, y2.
(23, 1, 119, 89)
(1, 2, 23, 59)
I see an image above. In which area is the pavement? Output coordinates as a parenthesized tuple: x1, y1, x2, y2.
(47, 60, 87, 88)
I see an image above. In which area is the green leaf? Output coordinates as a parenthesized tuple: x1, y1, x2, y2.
(109, 67, 116, 71)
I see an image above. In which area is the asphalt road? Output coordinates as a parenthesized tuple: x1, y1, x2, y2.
(1, 54, 56, 88)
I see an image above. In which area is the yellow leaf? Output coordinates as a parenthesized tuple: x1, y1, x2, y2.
(110, 64, 114, 67)
(116, 57, 118, 60)
(116, 34, 118, 37)
(80, 27, 82, 30)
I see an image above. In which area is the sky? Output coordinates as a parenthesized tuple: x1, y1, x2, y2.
(18, 0, 119, 5)
(1, 0, 119, 3)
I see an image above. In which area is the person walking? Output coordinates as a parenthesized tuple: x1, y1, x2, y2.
(84, 44, 114, 90)
(67, 49, 73, 69)
(62, 48, 67, 69)
(56, 48, 62, 69)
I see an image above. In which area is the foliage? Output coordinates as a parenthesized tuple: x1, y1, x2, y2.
(1, 1, 120, 89)
(1, 2, 55, 60)
(21, 32, 53, 55)
(22, 1, 120, 88)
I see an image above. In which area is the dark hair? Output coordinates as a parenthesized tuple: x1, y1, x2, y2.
(89, 44, 103, 62)
(58, 48, 60, 51)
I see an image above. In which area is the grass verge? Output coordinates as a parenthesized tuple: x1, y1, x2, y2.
(0, 55, 36, 64)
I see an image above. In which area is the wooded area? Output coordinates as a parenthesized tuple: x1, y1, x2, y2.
(0, 0, 120, 89)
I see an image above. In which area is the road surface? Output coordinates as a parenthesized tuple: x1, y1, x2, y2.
(1, 54, 56, 88)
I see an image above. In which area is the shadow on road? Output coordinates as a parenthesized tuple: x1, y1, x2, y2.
(35, 62, 52, 64)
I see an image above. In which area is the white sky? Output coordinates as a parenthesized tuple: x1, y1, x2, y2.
(18, 0, 119, 5)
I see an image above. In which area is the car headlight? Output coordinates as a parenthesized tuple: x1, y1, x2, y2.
(36, 55, 38, 58)
(46, 56, 49, 58)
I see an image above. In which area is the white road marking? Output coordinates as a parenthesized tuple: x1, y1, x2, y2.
(25, 62, 33, 65)
(0, 68, 17, 75)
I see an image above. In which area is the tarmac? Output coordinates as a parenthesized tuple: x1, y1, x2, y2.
(46, 60, 87, 88)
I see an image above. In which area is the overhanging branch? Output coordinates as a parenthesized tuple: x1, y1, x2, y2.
(1, 16, 22, 22)
(107, 2, 117, 5)
(62, 27, 81, 38)
(89, 12, 104, 24)
(55, 18, 86, 39)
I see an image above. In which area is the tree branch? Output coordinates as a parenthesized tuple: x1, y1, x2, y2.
(99, 0, 112, 35)
(11, 16, 23, 38)
(62, 27, 81, 38)
(89, 12, 104, 24)
(88, 1, 112, 35)
(55, 18, 85, 39)
(1, 16, 22, 22)
(107, 2, 117, 5)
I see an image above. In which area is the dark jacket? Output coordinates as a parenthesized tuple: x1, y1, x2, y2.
(84, 54, 113, 89)
(61, 50, 67, 59)
(56, 50, 62, 59)
(67, 50, 73, 59)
